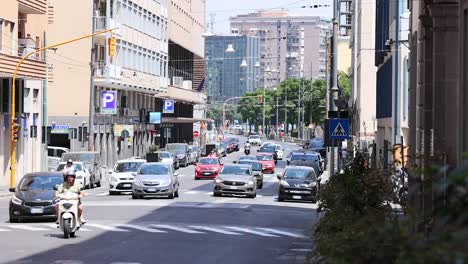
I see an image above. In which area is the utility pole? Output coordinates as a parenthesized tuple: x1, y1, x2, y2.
(88, 1, 97, 151)
(329, 0, 340, 177)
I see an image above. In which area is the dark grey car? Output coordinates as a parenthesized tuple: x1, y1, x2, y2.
(166, 143, 190, 167)
(132, 163, 179, 199)
(289, 152, 323, 175)
(238, 160, 264, 189)
(277, 166, 320, 202)
(213, 164, 257, 198)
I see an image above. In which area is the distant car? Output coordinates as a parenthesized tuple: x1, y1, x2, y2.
(47, 146, 69, 172)
(213, 164, 257, 198)
(307, 138, 326, 159)
(286, 152, 293, 165)
(61, 151, 102, 188)
(57, 161, 91, 189)
(235, 155, 257, 163)
(238, 160, 264, 189)
(277, 166, 320, 202)
(289, 152, 323, 175)
(272, 144, 284, 160)
(166, 143, 190, 167)
(219, 141, 230, 156)
(109, 159, 146, 195)
(132, 163, 180, 199)
(195, 157, 223, 180)
(9, 172, 64, 223)
(259, 145, 278, 163)
(227, 137, 240, 151)
(187, 145, 199, 164)
(260, 142, 275, 148)
(221, 140, 234, 153)
(248, 135, 261, 145)
(256, 152, 276, 174)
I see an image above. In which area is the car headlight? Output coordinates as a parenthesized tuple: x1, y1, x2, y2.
(159, 180, 171, 186)
(11, 196, 23, 205)
(280, 180, 290, 187)
(308, 182, 317, 188)
(111, 176, 118, 182)
(133, 177, 143, 186)
(247, 180, 254, 186)
(177, 155, 184, 159)
(215, 178, 222, 184)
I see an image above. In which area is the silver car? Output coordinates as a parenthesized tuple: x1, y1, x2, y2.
(213, 164, 257, 198)
(132, 163, 180, 199)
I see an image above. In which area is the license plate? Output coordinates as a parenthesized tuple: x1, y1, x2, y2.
(147, 188, 156, 192)
(229, 186, 238, 190)
(202, 172, 212, 175)
(123, 184, 132, 188)
(292, 196, 302, 199)
(290, 190, 301, 194)
(30, 208, 44, 214)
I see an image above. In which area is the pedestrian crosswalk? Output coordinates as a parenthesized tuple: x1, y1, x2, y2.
(0, 222, 308, 239)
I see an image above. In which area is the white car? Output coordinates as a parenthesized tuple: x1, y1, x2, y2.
(57, 162, 91, 188)
(109, 159, 146, 195)
(248, 135, 262, 145)
(273, 144, 284, 160)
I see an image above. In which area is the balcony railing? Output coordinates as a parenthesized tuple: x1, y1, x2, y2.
(94, 16, 107, 32)
(18, 38, 42, 61)
(18, 0, 47, 14)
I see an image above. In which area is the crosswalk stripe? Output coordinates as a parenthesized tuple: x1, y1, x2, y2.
(256, 228, 307, 238)
(87, 223, 129, 232)
(151, 224, 204, 234)
(95, 192, 109, 196)
(183, 191, 199, 194)
(116, 224, 167, 233)
(223, 226, 279, 237)
(189, 225, 243, 235)
(40, 223, 92, 232)
(0, 228, 10, 231)
(8, 225, 49, 231)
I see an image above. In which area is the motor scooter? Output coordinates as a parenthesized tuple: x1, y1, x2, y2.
(57, 192, 81, 239)
(244, 145, 251, 155)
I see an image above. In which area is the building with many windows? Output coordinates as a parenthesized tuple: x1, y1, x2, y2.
(230, 10, 331, 88)
(0, 0, 50, 187)
(205, 35, 260, 103)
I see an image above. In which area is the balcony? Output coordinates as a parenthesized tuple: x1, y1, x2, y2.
(18, 38, 41, 60)
(0, 52, 46, 79)
(18, 0, 47, 14)
(94, 16, 107, 32)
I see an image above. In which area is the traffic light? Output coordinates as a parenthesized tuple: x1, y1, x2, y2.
(393, 144, 409, 167)
(11, 118, 20, 142)
(108, 36, 116, 58)
(257, 95, 263, 103)
(200, 121, 205, 129)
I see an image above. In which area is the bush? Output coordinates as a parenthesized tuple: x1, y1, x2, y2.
(308, 153, 468, 264)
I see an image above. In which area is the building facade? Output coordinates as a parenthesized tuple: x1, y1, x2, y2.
(0, 0, 50, 187)
(350, 0, 378, 149)
(230, 10, 331, 88)
(48, 0, 169, 167)
(205, 35, 260, 103)
(374, 0, 410, 168)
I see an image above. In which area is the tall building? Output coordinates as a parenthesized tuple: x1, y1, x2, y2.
(48, 0, 169, 167)
(205, 35, 260, 103)
(230, 10, 331, 88)
(0, 0, 50, 186)
(350, 0, 377, 149)
(374, 0, 410, 168)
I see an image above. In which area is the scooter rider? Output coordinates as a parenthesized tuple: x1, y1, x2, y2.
(244, 141, 251, 155)
(55, 170, 86, 225)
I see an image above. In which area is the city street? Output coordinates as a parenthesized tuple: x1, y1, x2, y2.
(0, 138, 319, 264)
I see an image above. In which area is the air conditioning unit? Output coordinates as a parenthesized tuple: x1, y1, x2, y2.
(172, 76, 183, 88)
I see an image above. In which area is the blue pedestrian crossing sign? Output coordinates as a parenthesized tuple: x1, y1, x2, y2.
(329, 118, 350, 140)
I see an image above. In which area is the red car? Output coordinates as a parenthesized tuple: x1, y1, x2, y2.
(221, 140, 235, 153)
(195, 157, 223, 179)
(256, 152, 275, 174)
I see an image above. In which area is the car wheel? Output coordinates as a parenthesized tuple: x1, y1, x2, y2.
(247, 193, 256, 198)
(109, 191, 118, 195)
(174, 189, 179, 198)
(9, 216, 18, 223)
(213, 192, 222, 197)
(132, 194, 140, 199)
(168, 191, 175, 199)
(96, 180, 101, 188)
(70, 232, 76, 238)
(258, 183, 263, 189)
(287, 161, 290, 165)
(89, 176, 95, 189)
(278, 193, 284, 202)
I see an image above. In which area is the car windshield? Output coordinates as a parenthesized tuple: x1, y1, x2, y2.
(166, 144, 186, 152)
(250, 135, 260, 139)
(57, 164, 83, 171)
(239, 156, 256, 161)
(158, 152, 171, 158)
(239, 161, 262, 170)
(284, 169, 314, 180)
(260, 147, 275, 153)
(291, 154, 319, 162)
(139, 164, 170, 175)
(19, 175, 63, 191)
(62, 153, 97, 164)
(199, 158, 219, 165)
(309, 140, 324, 148)
(115, 162, 144, 172)
(257, 154, 273, 161)
(220, 166, 251, 175)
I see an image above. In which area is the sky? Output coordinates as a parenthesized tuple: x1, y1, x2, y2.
(206, 0, 334, 34)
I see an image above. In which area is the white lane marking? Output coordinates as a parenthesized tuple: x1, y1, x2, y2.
(291, 249, 310, 252)
(212, 197, 239, 204)
(0, 228, 11, 231)
(223, 226, 279, 237)
(8, 225, 49, 231)
(116, 224, 167, 233)
(189, 225, 243, 235)
(86, 223, 129, 232)
(151, 224, 205, 234)
(256, 194, 263, 198)
(40, 223, 92, 232)
(184, 191, 199, 195)
(95, 192, 109, 196)
(256, 228, 307, 238)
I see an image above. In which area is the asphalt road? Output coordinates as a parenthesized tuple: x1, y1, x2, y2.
(0, 136, 319, 264)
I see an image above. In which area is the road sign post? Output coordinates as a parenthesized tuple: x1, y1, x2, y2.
(327, 118, 350, 176)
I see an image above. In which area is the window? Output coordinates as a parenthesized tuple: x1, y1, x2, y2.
(403, 57, 409, 121)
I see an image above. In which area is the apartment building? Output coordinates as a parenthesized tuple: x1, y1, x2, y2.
(230, 10, 331, 88)
(374, 0, 410, 168)
(350, 0, 378, 149)
(0, 0, 50, 187)
(205, 35, 260, 102)
(48, 0, 169, 166)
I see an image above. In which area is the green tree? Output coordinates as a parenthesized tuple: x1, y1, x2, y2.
(338, 71, 351, 102)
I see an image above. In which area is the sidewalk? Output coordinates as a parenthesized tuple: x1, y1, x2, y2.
(0, 186, 12, 198)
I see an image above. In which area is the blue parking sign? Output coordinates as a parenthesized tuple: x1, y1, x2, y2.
(100, 91, 117, 115)
(163, 100, 174, 113)
(329, 119, 349, 140)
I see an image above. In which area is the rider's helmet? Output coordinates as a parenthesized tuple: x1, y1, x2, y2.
(66, 159, 73, 166)
(63, 169, 76, 182)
